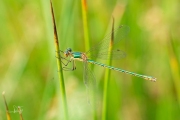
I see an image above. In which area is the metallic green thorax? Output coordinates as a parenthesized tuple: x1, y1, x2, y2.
(72, 52, 82, 58)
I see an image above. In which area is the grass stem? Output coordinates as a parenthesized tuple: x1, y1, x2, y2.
(102, 18, 114, 120)
(50, 1, 68, 119)
(81, 0, 90, 52)
(81, 0, 97, 119)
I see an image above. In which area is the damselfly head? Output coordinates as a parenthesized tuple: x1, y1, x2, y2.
(67, 48, 72, 52)
(64, 48, 72, 57)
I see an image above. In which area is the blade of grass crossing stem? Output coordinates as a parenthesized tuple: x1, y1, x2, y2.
(102, 18, 114, 120)
(2, 91, 11, 120)
(81, 1, 97, 120)
(50, 1, 68, 119)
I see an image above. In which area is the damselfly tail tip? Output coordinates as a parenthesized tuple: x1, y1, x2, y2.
(152, 77, 157, 82)
(145, 77, 156, 82)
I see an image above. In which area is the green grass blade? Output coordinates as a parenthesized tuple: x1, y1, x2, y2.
(81, 0, 90, 52)
(50, 1, 68, 119)
(169, 35, 180, 106)
(81, 0, 97, 119)
(102, 18, 114, 120)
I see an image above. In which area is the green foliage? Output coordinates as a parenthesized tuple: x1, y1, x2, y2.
(0, 0, 180, 120)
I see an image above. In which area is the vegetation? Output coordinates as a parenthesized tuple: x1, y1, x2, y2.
(0, 0, 179, 120)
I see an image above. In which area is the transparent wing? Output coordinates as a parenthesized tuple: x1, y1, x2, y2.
(83, 61, 96, 104)
(90, 49, 126, 59)
(86, 25, 130, 59)
(83, 61, 96, 89)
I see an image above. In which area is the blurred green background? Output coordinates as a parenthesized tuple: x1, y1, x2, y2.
(0, 0, 180, 120)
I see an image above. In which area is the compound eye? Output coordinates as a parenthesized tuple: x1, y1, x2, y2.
(67, 48, 72, 52)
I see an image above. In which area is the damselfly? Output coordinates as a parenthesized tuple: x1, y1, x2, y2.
(60, 25, 156, 88)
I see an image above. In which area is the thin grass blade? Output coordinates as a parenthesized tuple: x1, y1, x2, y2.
(50, 1, 68, 119)
(102, 18, 114, 120)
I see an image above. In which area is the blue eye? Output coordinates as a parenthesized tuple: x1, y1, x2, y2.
(67, 48, 72, 52)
